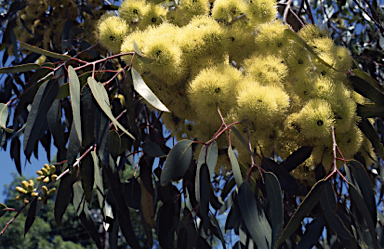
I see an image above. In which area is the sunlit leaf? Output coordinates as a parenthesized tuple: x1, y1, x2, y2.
(68, 66, 82, 144)
(20, 42, 71, 60)
(228, 147, 243, 188)
(0, 103, 8, 130)
(265, 172, 283, 247)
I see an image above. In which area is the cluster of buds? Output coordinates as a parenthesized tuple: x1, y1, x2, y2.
(36, 164, 57, 183)
(15, 180, 38, 204)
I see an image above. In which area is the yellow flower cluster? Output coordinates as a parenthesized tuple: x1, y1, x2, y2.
(97, 0, 375, 181)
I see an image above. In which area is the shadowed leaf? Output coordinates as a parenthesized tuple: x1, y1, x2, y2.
(228, 147, 243, 187)
(196, 141, 218, 202)
(0, 63, 40, 73)
(20, 42, 71, 60)
(296, 216, 325, 249)
(265, 172, 283, 247)
(358, 117, 384, 159)
(283, 146, 313, 172)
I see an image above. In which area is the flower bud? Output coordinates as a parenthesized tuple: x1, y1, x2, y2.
(15, 186, 28, 194)
(15, 195, 21, 200)
(41, 168, 48, 175)
(21, 181, 29, 190)
(44, 164, 50, 170)
(38, 197, 42, 201)
(31, 192, 39, 197)
(49, 165, 56, 174)
(36, 176, 44, 181)
(43, 176, 50, 183)
(36, 170, 44, 176)
(51, 174, 57, 181)
(23, 198, 29, 204)
(42, 186, 48, 195)
(28, 180, 34, 186)
(47, 188, 56, 196)
(27, 184, 34, 193)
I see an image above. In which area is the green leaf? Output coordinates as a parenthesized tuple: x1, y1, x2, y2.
(196, 141, 218, 202)
(199, 164, 211, 233)
(10, 138, 21, 175)
(87, 77, 135, 140)
(91, 150, 104, 209)
(352, 69, 384, 92)
(80, 154, 94, 204)
(132, 40, 155, 64)
(349, 75, 384, 106)
(228, 147, 243, 188)
(131, 68, 170, 112)
(238, 182, 272, 249)
(283, 146, 313, 172)
(94, 107, 109, 167)
(139, 154, 154, 196)
(320, 181, 353, 239)
(230, 126, 254, 157)
(142, 141, 166, 157)
(54, 167, 78, 227)
(358, 117, 384, 159)
(68, 66, 82, 144)
(349, 182, 380, 249)
(56, 71, 91, 100)
(0, 103, 8, 130)
(357, 104, 384, 118)
(296, 216, 325, 249)
(160, 139, 193, 186)
(67, 122, 81, 169)
(349, 160, 376, 225)
(284, 29, 337, 71)
(0, 63, 40, 73)
(73, 181, 85, 216)
(262, 158, 307, 196)
(276, 180, 327, 246)
(123, 177, 141, 210)
(23, 79, 59, 160)
(265, 172, 283, 247)
(20, 42, 71, 60)
(24, 198, 38, 236)
(158, 200, 176, 248)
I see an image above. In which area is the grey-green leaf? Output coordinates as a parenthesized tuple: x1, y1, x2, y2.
(0, 103, 8, 129)
(265, 172, 283, 247)
(228, 147, 243, 188)
(68, 66, 82, 144)
(87, 77, 135, 140)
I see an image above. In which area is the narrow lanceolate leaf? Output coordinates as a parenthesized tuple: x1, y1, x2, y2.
(228, 147, 243, 188)
(87, 77, 135, 140)
(91, 150, 104, 209)
(0, 103, 8, 129)
(55, 167, 78, 227)
(131, 68, 170, 112)
(24, 198, 37, 236)
(23, 79, 59, 160)
(80, 154, 94, 204)
(352, 69, 384, 91)
(158, 200, 176, 248)
(283, 146, 313, 172)
(196, 141, 218, 202)
(265, 172, 283, 247)
(238, 182, 272, 249)
(0, 63, 40, 73)
(349, 183, 380, 249)
(349, 75, 384, 106)
(10, 138, 21, 175)
(349, 160, 376, 225)
(296, 216, 325, 249)
(160, 139, 193, 186)
(358, 117, 384, 159)
(132, 40, 155, 64)
(230, 126, 254, 157)
(357, 104, 384, 118)
(68, 66, 82, 144)
(20, 42, 71, 60)
(73, 182, 85, 216)
(199, 164, 211, 233)
(276, 180, 327, 246)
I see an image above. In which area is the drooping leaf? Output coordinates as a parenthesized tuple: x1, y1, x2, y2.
(221, 177, 235, 200)
(225, 192, 242, 230)
(358, 117, 384, 159)
(158, 200, 176, 248)
(80, 154, 94, 203)
(349, 160, 376, 225)
(68, 66, 82, 144)
(67, 122, 81, 169)
(0, 63, 40, 73)
(140, 179, 155, 228)
(139, 208, 153, 247)
(109, 130, 121, 159)
(230, 126, 254, 157)
(142, 140, 166, 157)
(87, 77, 135, 140)
(265, 172, 283, 247)
(133, 40, 155, 64)
(276, 180, 327, 246)
(349, 75, 384, 106)
(94, 107, 109, 167)
(238, 182, 272, 249)
(10, 138, 21, 175)
(20, 42, 71, 60)
(54, 167, 78, 227)
(199, 164, 211, 233)
(73, 181, 85, 216)
(296, 216, 325, 249)
(262, 158, 307, 196)
(0, 103, 8, 130)
(196, 141, 218, 202)
(78, 199, 102, 249)
(357, 104, 384, 118)
(209, 213, 226, 249)
(228, 147, 243, 188)
(131, 68, 170, 112)
(24, 198, 41, 236)
(352, 69, 384, 91)
(139, 154, 154, 196)
(283, 146, 313, 172)
(123, 177, 141, 210)
(349, 182, 380, 249)
(91, 150, 104, 209)
(160, 139, 193, 186)
(23, 79, 59, 160)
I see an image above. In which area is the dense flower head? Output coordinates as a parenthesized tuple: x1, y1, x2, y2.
(96, 0, 371, 180)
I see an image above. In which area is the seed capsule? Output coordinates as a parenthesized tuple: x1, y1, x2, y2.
(41, 168, 48, 175)
(36, 170, 44, 176)
(44, 164, 50, 170)
(36, 176, 44, 181)
(51, 174, 57, 181)
(43, 176, 50, 183)
(42, 186, 48, 195)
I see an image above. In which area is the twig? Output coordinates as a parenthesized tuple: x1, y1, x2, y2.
(0, 203, 28, 236)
